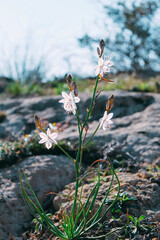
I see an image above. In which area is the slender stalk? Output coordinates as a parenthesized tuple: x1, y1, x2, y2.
(71, 75, 99, 224)
(78, 146, 83, 174)
(83, 123, 100, 149)
(83, 75, 99, 129)
(57, 143, 75, 163)
(76, 109, 82, 134)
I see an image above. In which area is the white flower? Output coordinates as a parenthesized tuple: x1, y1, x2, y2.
(39, 128, 58, 149)
(59, 90, 80, 115)
(99, 112, 113, 130)
(24, 134, 32, 143)
(49, 123, 57, 131)
(95, 57, 113, 76)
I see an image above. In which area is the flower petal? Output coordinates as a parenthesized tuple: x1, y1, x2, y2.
(39, 132, 48, 139)
(98, 58, 103, 66)
(51, 138, 57, 145)
(70, 90, 75, 98)
(75, 96, 80, 103)
(39, 138, 47, 144)
(103, 124, 107, 131)
(62, 91, 69, 99)
(108, 120, 113, 125)
(45, 140, 52, 149)
(103, 111, 107, 118)
(95, 67, 100, 76)
(107, 113, 113, 120)
(72, 101, 77, 110)
(104, 60, 113, 67)
(59, 99, 67, 103)
(50, 133, 58, 139)
(72, 108, 76, 115)
(99, 122, 103, 129)
(49, 123, 53, 129)
(47, 128, 51, 136)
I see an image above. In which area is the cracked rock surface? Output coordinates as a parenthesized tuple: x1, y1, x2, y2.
(0, 91, 160, 239)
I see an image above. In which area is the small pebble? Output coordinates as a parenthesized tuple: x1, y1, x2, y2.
(138, 169, 152, 179)
(154, 211, 160, 222)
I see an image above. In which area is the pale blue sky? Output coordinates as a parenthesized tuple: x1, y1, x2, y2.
(0, 0, 159, 79)
(0, 0, 107, 79)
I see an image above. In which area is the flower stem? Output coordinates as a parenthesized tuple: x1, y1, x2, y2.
(76, 109, 82, 134)
(83, 123, 100, 148)
(83, 75, 99, 129)
(57, 143, 75, 163)
(71, 75, 99, 221)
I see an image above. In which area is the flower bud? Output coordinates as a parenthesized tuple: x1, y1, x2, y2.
(99, 39, 106, 52)
(97, 47, 100, 56)
(74, 85, 79, 96)
(66, 74, 72, 87)
(34, 114, 44, 130)
(106, 94, 114, 113)
(84, 123, 89, 132)
(71, 81, 78, 96)
(70, 81, 76, 91)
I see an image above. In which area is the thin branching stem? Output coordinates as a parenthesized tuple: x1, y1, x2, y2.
(83, 123, 100, 149)
(57, 143, 75, 163)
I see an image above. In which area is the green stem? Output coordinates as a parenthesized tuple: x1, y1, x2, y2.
(83, 123, 100, 148)
(83, 75, 99, 129)
(79, 146, 83, 174)
(57, 143, 75, 163)
(76, 109, 82, 134)
(71, 75, 99, 222)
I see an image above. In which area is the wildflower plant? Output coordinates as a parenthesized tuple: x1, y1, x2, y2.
(19, 39, 121, 239)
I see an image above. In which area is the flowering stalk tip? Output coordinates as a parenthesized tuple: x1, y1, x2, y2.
(99, 39, 106, 52)
(95, 56, 113, 77)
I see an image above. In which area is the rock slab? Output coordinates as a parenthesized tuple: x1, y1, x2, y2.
(0, 155, 75, 239)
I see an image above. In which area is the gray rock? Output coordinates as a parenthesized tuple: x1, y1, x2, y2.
(138, 169, 153, 179)
(0, 155, 75, 239)
(0, 91, 155, 138)
(58, 92, 160, 164)
(0, 90, 160, 239)
(154, 211, 160, 222)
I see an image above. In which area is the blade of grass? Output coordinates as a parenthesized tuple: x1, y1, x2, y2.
(21, 170, 66, 238)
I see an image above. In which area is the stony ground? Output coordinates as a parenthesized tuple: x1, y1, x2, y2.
(0, 90, 160, 240)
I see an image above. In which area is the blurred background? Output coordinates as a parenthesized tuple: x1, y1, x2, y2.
(0, 0, 160, 96)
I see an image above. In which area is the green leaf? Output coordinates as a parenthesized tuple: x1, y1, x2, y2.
(33, 218, 38, 223)
(139, 215, 145, 221)
(35, 222, 39, 232)
(129, 215, 134, 222)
